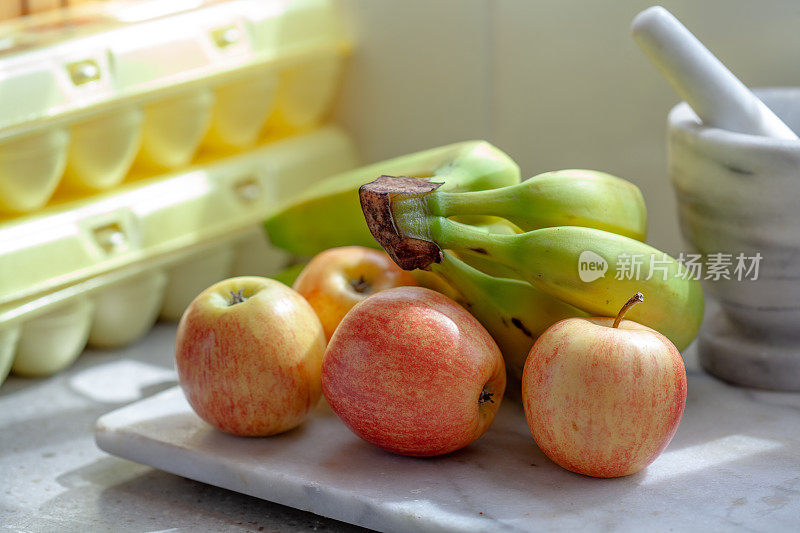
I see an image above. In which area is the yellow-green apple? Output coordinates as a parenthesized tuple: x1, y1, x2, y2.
(293, 246, 418, 340)
(322, 286, 506, 456)
(522, 293, 686, 478)
(175, 276, 325, 437)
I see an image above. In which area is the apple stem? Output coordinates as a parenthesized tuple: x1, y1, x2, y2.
(612, 292, 644, 328)
(229, 289, 247, 306)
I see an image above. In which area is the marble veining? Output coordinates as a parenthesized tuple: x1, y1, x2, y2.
(95, 350, 800, 533)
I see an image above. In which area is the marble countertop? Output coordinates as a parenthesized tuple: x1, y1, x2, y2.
(0, 324, 366, 533)
(2, 322, 800, 532)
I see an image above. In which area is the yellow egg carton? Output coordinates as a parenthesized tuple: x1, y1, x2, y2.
(1, 1, 98, 21)
(0, 126, 359, 385)
(0, 0, 351, 215)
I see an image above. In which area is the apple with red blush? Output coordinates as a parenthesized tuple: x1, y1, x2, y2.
(293, 246, 418, 340)
(175, 276, 325, 437)
(321, 286, 506, 456)
(522, 292, 687, 478)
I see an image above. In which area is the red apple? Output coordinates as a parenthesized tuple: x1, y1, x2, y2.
(322, 286, 506, 456)
(175, 276, 326, 436)
(293, 246, 418, 340)
(522, 293, 686, 478)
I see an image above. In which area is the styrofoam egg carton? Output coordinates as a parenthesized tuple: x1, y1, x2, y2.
(63, 106, 144, 192)
(88, 269, 169, 349)
(204, 72, 280, 151)
(12, 297, 95, 378)
(0, 236, 260, 383)
(270, 51, 345, 134)
(0, 128, 70, 213)
(1, 226, 296, 382)
(0, 0, 352, 215)
(136, 89, 216, 171)
(0, 325, 21, 384)
(0, 1, 96, 22)
(0, 126, 357, 308)
(0, 229, 299, 384)
(0, 126, 359, 384)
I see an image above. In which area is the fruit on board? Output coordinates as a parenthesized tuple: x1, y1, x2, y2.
(264, 140, 520, 257)
(522, 293, 687, 478)
(293, 246, 418, 340)
(175, 277, 325, 437)
(321, 286, 506, 457)
(359, 176, 703, 351)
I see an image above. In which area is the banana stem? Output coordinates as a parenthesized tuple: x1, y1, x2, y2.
(392, 185, 515, 220)
(360, 176, 444, 270)
(360, 177, 518, 271)
(612, 292, 644, 328)
(424, 190, 492, 218)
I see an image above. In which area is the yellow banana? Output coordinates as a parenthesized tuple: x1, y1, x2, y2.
(450, 215, 523, 235)
(264, 141, 520, 257)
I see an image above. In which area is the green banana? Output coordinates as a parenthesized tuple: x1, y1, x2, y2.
(389, 169, 648, 241)
(450, 215, 523, 235)
(264, 141, 520, 257)
(360, 174, 703, 350)
(360, 174, 702, 350)
(431, 252, 587, 381)
(433, 220, 703, 350)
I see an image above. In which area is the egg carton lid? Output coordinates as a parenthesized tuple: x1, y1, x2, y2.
(0, 0, 351, 139)
(0, 125, 359, 309)
(0, 226, 250, 331)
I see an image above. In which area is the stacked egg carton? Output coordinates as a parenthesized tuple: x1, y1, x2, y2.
(0, 0, 360, 385)
(0, 1, 98, 21)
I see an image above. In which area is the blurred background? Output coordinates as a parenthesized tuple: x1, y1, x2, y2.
(333, 0, 800, 254)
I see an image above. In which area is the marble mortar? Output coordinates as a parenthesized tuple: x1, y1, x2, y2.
(668, 87, 800, 391)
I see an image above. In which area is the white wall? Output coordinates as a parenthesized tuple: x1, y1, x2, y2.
(333, 0, 800, 254)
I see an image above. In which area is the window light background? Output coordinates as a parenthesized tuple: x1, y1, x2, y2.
(333, 0, 800, 255)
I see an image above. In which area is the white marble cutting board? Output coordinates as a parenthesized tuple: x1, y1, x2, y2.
(95, 367, 800, 533)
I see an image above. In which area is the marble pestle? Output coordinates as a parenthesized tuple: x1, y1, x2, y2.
(631, 5, 798, 140)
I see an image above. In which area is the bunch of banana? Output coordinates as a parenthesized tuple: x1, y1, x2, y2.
(360, 174, 704, 352)
(264, 141, 521, 257)
(263, 139, 703, 378)
(366, 169, 647, 246)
